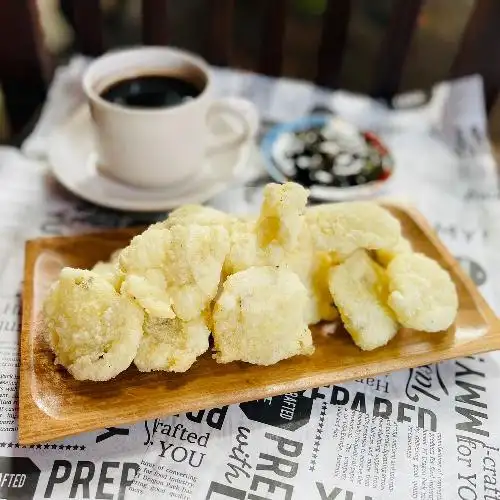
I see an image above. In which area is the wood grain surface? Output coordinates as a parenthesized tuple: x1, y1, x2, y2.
(19, 205, 500, 444)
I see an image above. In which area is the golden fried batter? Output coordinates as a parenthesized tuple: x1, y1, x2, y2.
(213, 266, 314, 365)
(387, 253, 458, 331)
(329, 251, 399, 350)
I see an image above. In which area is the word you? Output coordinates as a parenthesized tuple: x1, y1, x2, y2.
(456, 434, 499, 500)
(156, 422, 210, 468)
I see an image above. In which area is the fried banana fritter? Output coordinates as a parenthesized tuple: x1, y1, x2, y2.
(213, 266, 314, 365)
(387, 253, 458, 332)
(329, 251, 399, 350)
(43, 268, 144, 381)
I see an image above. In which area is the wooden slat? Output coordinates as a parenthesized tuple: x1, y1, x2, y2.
(371, 0, 425, 101)
(142, 0, 169, 45)
(0, 0, 51, 135)
(258, 0, 287, 77)
(450, 0, 500, 114)
(62, 0, 104, 56)
(208, 0, 234, 66)
(315, 0, 352, 88)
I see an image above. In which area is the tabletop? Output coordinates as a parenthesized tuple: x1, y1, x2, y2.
(0, 61, 499, 499)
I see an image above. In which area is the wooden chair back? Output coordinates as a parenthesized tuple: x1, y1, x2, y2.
(1, 0, 500, 136)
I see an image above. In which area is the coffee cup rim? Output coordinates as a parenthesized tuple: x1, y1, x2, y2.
(83, 46, 213, 115)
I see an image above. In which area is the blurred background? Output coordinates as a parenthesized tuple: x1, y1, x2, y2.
(4, 0, 499, 145)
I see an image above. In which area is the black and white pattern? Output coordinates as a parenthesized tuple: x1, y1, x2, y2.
(265, 116, 394, 190)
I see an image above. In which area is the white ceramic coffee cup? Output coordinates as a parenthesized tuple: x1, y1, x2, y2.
(83, 46, 259, 188)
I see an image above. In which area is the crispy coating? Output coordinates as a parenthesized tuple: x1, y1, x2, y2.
(260, 184, 336, 323)
(121, 273, 175, 319)
(165, 225, 229, 320)
(213, 266, 314, 365)
(387, 253, 458, 332)
(134, 314, 210, 372)
(120, 224, 229, 321)
(305, 251, 338, 324)
(256, 182, 308, 250)
(92, 260, 123, 291)
(225, 182, 311, 276)
(119, 227, 170, 275)
(119, 228, 175, 318)
(257, 183, 310, 270)
(231, 222, 334, 326)
(224, 183, 335, 324)
(307, 202, 401, 254)
(92, 261, 115, 275)
(43, 268, 144, 381)
(224, 218, 261, 275)
(162, 204, 235, 229)
(109, 248, 122, 264)
(329, 251, 399, 350)
(374, 237, 413, 267)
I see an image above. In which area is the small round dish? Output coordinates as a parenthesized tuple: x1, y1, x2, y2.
(261, 115, 394, 201)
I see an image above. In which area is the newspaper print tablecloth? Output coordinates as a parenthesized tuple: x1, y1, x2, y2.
(0, 60, 498, 499)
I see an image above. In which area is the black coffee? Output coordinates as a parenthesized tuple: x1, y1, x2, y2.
(101, 75, 201, 109)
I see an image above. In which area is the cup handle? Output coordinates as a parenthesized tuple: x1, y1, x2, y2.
(206, 97, 259, 153)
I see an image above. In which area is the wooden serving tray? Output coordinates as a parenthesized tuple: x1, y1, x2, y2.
(19, 204, 500, 444)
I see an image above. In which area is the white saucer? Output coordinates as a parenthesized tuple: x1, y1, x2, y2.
(48, 106, 255, 212)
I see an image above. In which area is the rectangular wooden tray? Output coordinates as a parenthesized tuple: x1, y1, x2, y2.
(19, 204, 500, 444)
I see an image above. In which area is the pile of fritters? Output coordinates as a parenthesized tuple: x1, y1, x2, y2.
(43, 182, 458, 381)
